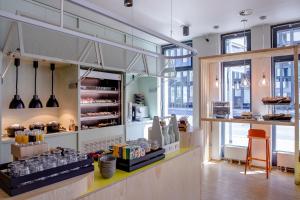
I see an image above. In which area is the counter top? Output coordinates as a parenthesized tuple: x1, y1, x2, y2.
(125, 119, 153, 125)
(0, 146, 200, 200)
(81, 147, 197, 198)
(84, 147, 193, 196)
(0, 131, 78, 144)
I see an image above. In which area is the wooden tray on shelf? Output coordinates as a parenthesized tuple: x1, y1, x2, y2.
(262, 114, 292, 121)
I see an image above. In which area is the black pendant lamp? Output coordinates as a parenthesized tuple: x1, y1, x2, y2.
(29, 61, 43, 108)
(9, 58, 25, 109)
(46, 64, 59, 107)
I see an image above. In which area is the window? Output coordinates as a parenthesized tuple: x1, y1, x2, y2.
(272, 21, 300, 152)
(272, 56, 300, 152)
(223, 60, 251, 146)
(272, 21, 300, 48)
(221, 30, 251, 147)
(162, 41, 193, 124)
(221, 30, 251, 54)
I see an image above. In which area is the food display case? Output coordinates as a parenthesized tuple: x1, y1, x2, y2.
(80, 69, 123, 130)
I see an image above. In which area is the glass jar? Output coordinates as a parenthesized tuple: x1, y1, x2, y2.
(18, 165, 30, 176)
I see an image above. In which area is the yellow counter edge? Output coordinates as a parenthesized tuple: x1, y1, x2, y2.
(84, 147, 193, 195)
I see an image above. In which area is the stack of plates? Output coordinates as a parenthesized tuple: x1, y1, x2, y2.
(98, 155, 116, 179)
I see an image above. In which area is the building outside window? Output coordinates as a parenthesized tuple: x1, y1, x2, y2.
(221, 30, 251, 54)
(162, 41, 193, 124)
(223, 60, 251, 146)
(272, 21, 300, 153)
(221, 31, 251, 147)
(272, 22, 300, 48)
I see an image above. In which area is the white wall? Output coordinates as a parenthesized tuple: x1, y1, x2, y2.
(192, 34, 221, 129)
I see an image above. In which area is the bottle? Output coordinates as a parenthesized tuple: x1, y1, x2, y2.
(69, 119, 76, 131)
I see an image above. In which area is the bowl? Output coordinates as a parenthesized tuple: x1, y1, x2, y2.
(98, 155, 116, 179)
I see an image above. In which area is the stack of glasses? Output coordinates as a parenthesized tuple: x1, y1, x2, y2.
(7, 148, 88, 180)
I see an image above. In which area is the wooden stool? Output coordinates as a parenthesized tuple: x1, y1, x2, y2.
(244, 129, 271, 178)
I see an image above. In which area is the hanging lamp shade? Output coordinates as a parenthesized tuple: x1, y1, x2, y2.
(29, 61, 43, 108)
(46, 64, 59, 107)
(9, 58, 25, 109)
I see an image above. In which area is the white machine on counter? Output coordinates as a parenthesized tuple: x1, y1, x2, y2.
(132, 104, 149, 121)
(148, 115, 180, 154)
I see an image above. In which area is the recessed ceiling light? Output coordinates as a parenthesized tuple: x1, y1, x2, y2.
(213, 25, 219, 29)
(239, 9, 253, 17)
(259, 15, 267, 20)
(124, 0, 133, 7)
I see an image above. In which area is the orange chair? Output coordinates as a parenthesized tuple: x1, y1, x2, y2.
(244, 129, 271, 178)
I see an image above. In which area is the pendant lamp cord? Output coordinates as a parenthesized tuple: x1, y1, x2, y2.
(50, 64, 55, 95)
(16, 65, 18, 95)
(51, 69, 54, 95)
(34, 66, 37, 95)
(170, 0, 173, 38)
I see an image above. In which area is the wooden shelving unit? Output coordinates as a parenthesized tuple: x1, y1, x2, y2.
(199, 45, 300, 184)
(80, 69, 123, 130)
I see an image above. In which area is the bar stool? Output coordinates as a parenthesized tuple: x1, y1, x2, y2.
(244, 129, 271, 178)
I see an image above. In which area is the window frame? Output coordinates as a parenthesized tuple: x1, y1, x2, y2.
(162, 40, 193, 71)
(221, 30, 251, 54)
(220, 30, 251, 149)
(271, 55, 300, 153)
(161, 40, 193, 118)
(221, 60, 252, 113)
(271, 21, 300, 48)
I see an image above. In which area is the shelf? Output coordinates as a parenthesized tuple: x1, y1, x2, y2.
(81, 90, 119, 95)
(80, 102, 120, 107)
(80, 115, 120, 122)
(263, 103, 291, 106)
(200, 117, 295, 126)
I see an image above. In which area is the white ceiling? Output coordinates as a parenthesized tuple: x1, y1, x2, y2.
(88, 0, 300, 43)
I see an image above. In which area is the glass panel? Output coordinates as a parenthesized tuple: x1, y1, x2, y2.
(183, 86, 188, 103)
(224, 65, 251, 115)
(225, 36, 247, 53)
(277, 30, 291, 47)
(276, 126, 294, 152)
(294, 28, 300, 43)
(274, 59, 300, 152)
(162, 43, 192, 124)
(224, 123, 250, 146)
(223, 64, 251, 146)
(165, 70, 193, 124)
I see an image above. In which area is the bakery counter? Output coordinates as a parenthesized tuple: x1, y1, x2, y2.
(0, 128, 202, 200)
(77, 145, 201, 200)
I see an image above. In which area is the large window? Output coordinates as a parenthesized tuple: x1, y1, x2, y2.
(221, 30, 251, 54)
(162, 41, 193, 123)
(272, 21, 300, 152)
(221, 31, 251, 147)
(272, 21, 300, 48)
(223, 60, 251, 146)
(272, 56, 300, 152)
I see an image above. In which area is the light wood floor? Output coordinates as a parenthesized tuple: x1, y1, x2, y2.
(201, 161, 300, 200)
